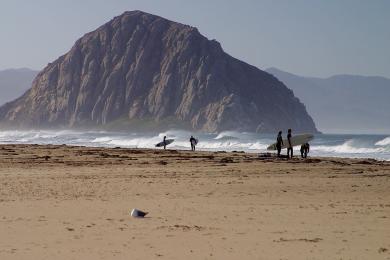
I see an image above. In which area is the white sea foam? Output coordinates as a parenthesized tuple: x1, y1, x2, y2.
(0, 130, 389, 160)
(312, 140, 386, 154)
(91, 137, 114, 143)
(375, 137, 390, 146)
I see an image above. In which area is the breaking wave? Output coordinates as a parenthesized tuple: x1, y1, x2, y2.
(312, 140, 387, 154)
(375, 136, 390, 146)
(214, 131, 241, 140)
(0, 130, 389, 160)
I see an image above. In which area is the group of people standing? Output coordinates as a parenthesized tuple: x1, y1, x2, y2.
(276, 129, 310, 159)
(161, 131, 310, 159)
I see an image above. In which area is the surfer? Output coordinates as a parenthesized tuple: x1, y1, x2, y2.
(190, 136, 196, 151)
(163, 136, 167, 150)
(276, 131, 283, 157)
(287, 129, 293, 158)
(300, 143, 310, 158)
(155, 136, 174, 149)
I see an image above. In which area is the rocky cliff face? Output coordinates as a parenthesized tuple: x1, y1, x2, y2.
(0, 11, 318, 133)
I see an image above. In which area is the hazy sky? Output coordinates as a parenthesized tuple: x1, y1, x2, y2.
(1, 0, 389, 78)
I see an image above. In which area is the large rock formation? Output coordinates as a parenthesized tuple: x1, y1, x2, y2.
(0, 11, 318, 133)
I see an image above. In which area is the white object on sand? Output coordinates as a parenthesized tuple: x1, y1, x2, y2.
(130, 208, 148, 218)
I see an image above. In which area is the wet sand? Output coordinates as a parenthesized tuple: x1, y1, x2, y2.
(0, 144, 389, 259)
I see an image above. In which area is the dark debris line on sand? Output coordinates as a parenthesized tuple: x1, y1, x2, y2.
(0, 144, 389, 172)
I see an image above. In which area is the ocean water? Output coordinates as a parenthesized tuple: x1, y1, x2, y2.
(0, 129, 389, 161)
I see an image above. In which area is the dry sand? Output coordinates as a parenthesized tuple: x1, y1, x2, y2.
(0, 144, 389, 259)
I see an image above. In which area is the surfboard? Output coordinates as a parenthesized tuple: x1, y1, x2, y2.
(267, 134, 314, 151)
(191, 138, 198, 145)
(155, 139, 174, 147)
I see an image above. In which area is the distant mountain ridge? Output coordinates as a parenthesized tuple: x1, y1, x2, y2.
(0, 11, 318, 133)
(0, 68, 38, 106)
(266, 68, 390, 134)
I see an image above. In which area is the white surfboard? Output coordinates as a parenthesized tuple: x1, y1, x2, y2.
(267, 134, 314, 151)
(191, 138, 198, 145)
(155, 139, 174, 147)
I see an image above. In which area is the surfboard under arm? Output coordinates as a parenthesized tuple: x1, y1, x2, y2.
(267, 134, 314, 151)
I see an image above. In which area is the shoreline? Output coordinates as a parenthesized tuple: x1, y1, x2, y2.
(0, 143, 388, 163)
(0, 129, 389, 162)
(1, 143, 389, 259)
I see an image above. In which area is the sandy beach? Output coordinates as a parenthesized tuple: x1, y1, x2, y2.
(0, 144, 389, 259)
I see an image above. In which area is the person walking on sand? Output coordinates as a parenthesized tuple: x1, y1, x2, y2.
(163, 136, 167, 150)
(276, 131, 283, 157)
(190, 136, 197, 151)
(287, 129, 293, 159)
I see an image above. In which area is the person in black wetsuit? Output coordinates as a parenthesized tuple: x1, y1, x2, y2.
(300, 143, 310, 158)
(276, 131, 283, 157)
(287, 129, 293, 159)
(190, 136, 196, 151)
(163, 136, 167, 150)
